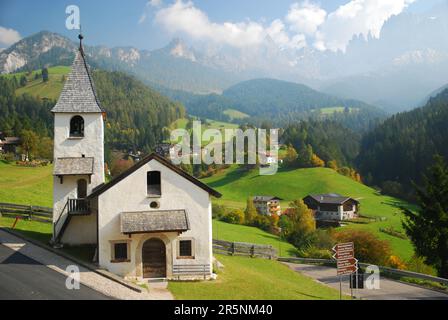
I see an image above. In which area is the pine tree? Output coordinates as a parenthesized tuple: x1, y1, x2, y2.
(402, 155, 448, 278)
(244, 197, 257, 225)
(42, 68, 49, 82)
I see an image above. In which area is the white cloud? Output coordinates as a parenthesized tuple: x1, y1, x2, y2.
(0, 26, 21, 47)
(150, 0, 163, 7)
(139, 0, 163, 24)
(267, 19, 306, 49)
(315, 0, 416, 52)
(155, 0, 266, 48)
(152, 0, 416, 52)
(286, 1, 327, 35)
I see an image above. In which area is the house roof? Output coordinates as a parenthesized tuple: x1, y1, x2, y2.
(0, 137, 20, 145)
(121, 210, 189, 234)
(88, 152, 222, 199)
(305, 194, 359, 205)
(253, 196, 282, 202)
(51, 45, 104, 113)
(54, 157, 94, 176)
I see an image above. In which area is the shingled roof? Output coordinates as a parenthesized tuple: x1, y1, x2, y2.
(306, 194, 359, 205)
(54, 157, 94, 176)
(51, 44, 104, 113)
(121, 210, 189, 234)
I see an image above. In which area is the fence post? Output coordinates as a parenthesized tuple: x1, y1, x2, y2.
(28, 205, 33, 220)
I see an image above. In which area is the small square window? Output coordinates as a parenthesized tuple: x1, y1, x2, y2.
(179, 240, 192, 257)
(112, 242, 129, 262)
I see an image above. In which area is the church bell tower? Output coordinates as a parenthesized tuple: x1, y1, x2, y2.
(51, 33, 106, 245)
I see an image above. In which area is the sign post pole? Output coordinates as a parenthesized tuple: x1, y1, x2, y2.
(333, 242, 358, 300)
(339, 276, 342, 300)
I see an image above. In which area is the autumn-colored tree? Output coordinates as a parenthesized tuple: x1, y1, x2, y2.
(311, 153, 325, 167)
(327, 160, 338, 171)
(283, 145, 298, 167)
(281, 200, 316, 250)
(334, 230, 391, 266)
(221, 209, 245, 225)
(20, 130, 38, 161)
(244, 197, 257, 225)
(110, 158, 134, 177)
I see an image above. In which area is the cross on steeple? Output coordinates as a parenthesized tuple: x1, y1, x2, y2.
(78, 25, 84, 50)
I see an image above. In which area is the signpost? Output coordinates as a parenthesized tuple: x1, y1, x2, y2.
(332, 242, 358, 299)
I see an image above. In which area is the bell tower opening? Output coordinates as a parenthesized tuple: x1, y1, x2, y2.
(70, 115, 84, 137)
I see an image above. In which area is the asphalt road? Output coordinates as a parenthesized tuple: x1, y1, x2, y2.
(0, 244, 111, 300)
(284, 262, 448, 300)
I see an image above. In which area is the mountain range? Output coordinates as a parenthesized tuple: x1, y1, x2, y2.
(2, 1, 448, 114)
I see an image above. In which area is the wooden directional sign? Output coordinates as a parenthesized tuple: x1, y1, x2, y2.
(333, 242, 357, 275)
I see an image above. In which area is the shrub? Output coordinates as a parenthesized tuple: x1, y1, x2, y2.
(312, 229, 335, 250)
(251, 214, 272, 231)
(212, 204, 227, 219)
(388, 255, 406, 270)
(334, 230, 392, 266)
(110, 158, 134, 176)
(406, 255, 437, 276)
(220, 209, 245, 225)
(300, 247, 332, 259)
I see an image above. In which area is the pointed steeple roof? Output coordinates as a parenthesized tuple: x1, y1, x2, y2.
(51, 36, 104, 113)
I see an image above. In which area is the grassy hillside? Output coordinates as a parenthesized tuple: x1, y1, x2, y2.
(223, 108, 249, 120)
(0, 161, 53, 207)
(169, 254, 345, 300)
(202, 165, 415, 260)
(11, 66, 70, 100)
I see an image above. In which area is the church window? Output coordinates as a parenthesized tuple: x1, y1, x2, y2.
(70, 115, 84, 137)
(147, 171, 161, 197)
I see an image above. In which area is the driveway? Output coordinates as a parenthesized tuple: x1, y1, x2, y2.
(0, 244, 111, 300)
(284, 262, 448, 300)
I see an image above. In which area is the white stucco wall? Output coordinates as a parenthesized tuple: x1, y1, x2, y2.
(53, 112, 104, 244)
(97, 158, 213, 279)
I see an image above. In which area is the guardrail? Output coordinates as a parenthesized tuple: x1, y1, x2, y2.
(278, 257, 448, 286)
(0, 202, 52, 223)
(213, 239, 277, 259)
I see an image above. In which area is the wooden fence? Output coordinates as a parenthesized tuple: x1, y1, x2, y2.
(213, 239, 277, 259)
(0, 202, 52, 223)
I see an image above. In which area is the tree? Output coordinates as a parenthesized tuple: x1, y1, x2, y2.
(335, 230, 391, 266)
(244, 197, 257, 225)
(20, 130, 38, 161)
(283, 145, 298, 167)
(282, 200, 316, 250)
(110, 158, 134, 176)
(19, 75, 27, 87)
(327, 160, 338, 171)
(221, 209, 244, 225)
(42, 68, 49, 82)
(296, 144, 314, 168)
(402, 155, 448, 278)
(311, 153, 325, 167)
(36, 136, 53, 160)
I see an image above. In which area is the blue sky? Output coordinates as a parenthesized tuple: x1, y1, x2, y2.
(0, 0, 445, 50)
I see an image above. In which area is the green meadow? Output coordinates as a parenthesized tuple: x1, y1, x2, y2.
(12, 66, 70, 100)
(203, 165, 415, 260)
(169, 254, 346, 300)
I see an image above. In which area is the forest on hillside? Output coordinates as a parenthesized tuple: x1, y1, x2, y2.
(0, 70, 185, 155)
(357, 88, 448, 199)
(159, 78, 386, 133)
